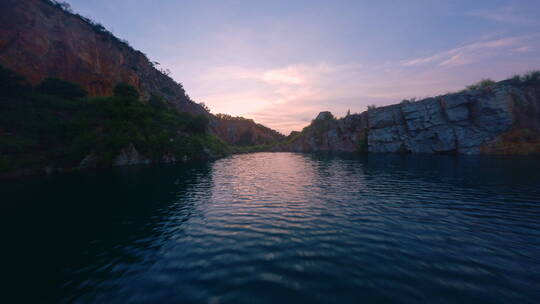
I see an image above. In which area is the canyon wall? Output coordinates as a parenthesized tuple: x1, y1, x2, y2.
(281, 79, 540, 155)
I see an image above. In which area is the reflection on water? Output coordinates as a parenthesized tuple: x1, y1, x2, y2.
(2, 153, 540, 303)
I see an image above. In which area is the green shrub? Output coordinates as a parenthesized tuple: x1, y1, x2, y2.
(36, 77, 87, 99)
(367, 104, 377, 110)
(114, 83, 140, 99)
(199, 102, 211, 113)
(186, 115, 209, 134)
(465, 79, 495, 91)
(520, 70, 540, 83)
(149, 94, 169, 110)
(237, 130, 254, 146)
(401, 97, 417, 104)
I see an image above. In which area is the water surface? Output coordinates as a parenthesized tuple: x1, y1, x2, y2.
(2, 153, 540, 303)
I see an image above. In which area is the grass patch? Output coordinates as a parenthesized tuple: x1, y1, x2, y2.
(464, 79, 496, 91)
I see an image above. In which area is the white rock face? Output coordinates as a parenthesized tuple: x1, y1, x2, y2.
(367, 86, 520, 154)
(114, 144, 150, 166)
(283, 80, 540, 154)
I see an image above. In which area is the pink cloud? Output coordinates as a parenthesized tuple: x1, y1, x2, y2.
(468, 6, 537, 25)
(400, 36, 530, 68)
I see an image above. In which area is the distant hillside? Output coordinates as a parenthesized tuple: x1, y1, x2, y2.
(214, 114, 285, 146)
(0, 0, 206, 115)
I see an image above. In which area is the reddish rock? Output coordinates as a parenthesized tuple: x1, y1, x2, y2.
(0, 0, 206, 115)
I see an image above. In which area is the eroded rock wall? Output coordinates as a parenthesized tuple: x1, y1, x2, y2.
(283, 80, 540, 155)
(368, 81, 540, 154)
(282, 113, 368, 152)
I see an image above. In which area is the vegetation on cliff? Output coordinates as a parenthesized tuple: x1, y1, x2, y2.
(214, 114, 285, 146)
(0, 66, 229, 176)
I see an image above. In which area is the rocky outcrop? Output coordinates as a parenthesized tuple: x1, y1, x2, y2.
(283, 113, 368, 152)
(114, 144, 151, 166)
(315, 111, 334, 121)
(368, 80, 540, 154)
(281, 78, 540, 155)
(0, 0, 206, 115)
(214, 114, 284, 146)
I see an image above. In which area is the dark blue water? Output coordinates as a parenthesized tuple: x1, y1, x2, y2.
(2, 153, 540, 303)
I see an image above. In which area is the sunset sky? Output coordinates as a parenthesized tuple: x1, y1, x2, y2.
(65, 0, 540, 134)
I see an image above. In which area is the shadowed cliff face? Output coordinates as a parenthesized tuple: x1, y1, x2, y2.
(283, 113, 368, 152)
(0, 0, 206, 115)
(281, 79, 540, 155)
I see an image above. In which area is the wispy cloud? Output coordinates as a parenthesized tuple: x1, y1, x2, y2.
(468, 6, 537, 25)
(191, 63, 462, 132)
(512, 46, 531, 53)
(195, 64, 364, 120)
(400, 36, 528, 67)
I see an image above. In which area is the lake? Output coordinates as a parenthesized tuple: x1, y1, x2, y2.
(2, 152, 540, 303)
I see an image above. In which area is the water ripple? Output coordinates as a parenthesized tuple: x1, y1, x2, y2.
(2, 153, 540, 303)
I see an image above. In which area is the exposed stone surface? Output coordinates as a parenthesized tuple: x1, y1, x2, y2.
(315, 111, 334, 121)
(281, 79, 540, 155)
(0, 0, 206, 115)
(114, 144, 151, 166)
(367, 82, 539, 154)
(481, 129, 540, 155)
(281, 113, 368, 152)
(77, 152, 98, 169)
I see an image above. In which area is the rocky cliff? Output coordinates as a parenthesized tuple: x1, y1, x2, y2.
(283, 112, 368, 152)
(0, 0, 206, 115)
(281, 77, 540, 155)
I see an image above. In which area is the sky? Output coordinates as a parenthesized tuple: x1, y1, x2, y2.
(64, 0, 540, 134)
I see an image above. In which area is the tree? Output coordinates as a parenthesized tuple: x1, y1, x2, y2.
(186, 115, 209, 134)
(465, 79, 495, 91)
(48, 0, 73, 13)
(199, 102, 211, 113)
(521, 70, 540, 83)
(159, 68, 171, 76)
(237, 130, 254, 146)
(36, 77, 87, 99)
(148, 94, 168, 110)
(114, 83, 139, 99)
